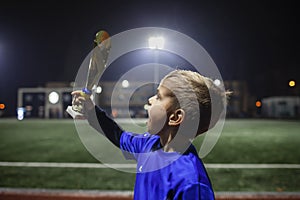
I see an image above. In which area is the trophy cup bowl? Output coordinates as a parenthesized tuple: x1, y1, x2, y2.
(67, 30, 110, 119)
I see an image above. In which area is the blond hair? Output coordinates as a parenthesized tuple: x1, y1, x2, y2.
(161, 70, 231, 136)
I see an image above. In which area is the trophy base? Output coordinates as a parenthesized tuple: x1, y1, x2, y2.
(66, 106, 86, 119)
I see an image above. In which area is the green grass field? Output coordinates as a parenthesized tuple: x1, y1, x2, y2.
(0, 118, 299, 192)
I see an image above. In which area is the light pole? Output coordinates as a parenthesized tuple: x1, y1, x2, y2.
(148, 36, 165, 92)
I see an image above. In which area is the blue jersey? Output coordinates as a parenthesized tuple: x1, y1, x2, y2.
(87, 106, 215, 199)
(120, 132, 215, 200)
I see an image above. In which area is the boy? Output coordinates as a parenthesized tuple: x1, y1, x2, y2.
(72, 69, 230, 199)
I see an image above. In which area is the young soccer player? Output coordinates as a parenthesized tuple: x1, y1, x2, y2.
(72, 69, 230, 199)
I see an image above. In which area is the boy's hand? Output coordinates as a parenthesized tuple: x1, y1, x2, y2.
(71, 90, 94, 112)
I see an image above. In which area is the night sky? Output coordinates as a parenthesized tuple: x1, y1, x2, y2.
(0, 0, 299, 116)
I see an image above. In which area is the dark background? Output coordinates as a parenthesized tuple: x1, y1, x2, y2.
(0, 0, 299, 116)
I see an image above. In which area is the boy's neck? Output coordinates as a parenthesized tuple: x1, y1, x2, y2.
(160, 130, 191, 153)
(161, 133, 175, 152)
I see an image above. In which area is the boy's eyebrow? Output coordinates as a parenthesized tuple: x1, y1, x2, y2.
(156, 89, 162, 97)
(157, 87, 173, 98)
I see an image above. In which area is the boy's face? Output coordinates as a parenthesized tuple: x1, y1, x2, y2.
(147, 84, 174, 135)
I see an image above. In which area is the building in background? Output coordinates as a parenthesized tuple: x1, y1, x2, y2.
(17, 80, 299, 119)
(224, 80, 255, 118)
(16, 80, 253, 119)
(98, 80, 255, 118)
(262, 96, 300, 118)
(17, 82, 73, 119)
(97, 81, 154, 118)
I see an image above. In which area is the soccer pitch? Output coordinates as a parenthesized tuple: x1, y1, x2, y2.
(0, 118, 299, 192)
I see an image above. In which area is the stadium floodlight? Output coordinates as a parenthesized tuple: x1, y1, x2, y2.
(48, 91, 60, 104)
(148, 36, 165, 49)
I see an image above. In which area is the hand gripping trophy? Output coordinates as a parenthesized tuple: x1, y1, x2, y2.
(66, 30, 111, 119)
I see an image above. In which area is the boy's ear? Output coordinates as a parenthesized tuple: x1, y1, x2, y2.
(168, 109, 185, 126)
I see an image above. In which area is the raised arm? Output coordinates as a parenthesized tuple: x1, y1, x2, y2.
(71, 90, 124, 148)
(87, 105, 124, 147)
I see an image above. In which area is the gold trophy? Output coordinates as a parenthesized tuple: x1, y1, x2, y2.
(67, 30, 111, 119)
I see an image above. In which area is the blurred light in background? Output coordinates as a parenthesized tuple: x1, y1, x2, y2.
(48, 91, 59, 104)
(144, 104, 150, 110)
(255, 100, 262, 108)
(17, 107, 25, 120)
(214, 79, 221, 86)
(0, 103, 5, 110)
(122, 80, 129, 88)
(148, 36, 165, 49)
(289, 80, 296, 87)
(96, 86, 102, 94)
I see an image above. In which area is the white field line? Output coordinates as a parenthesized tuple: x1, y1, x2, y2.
(205, 163, 300, 169)
(0, 162, 136, 169)
(0, 162, 300, 169)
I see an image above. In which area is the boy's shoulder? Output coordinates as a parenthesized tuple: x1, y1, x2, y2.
(172, 145, 204, 177)
(123, 131, 156, 138)
(121, 131, 161, 151)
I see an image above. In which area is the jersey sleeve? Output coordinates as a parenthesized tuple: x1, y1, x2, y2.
(176, 183, 215, 200)
(120, 132, 160, 160)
